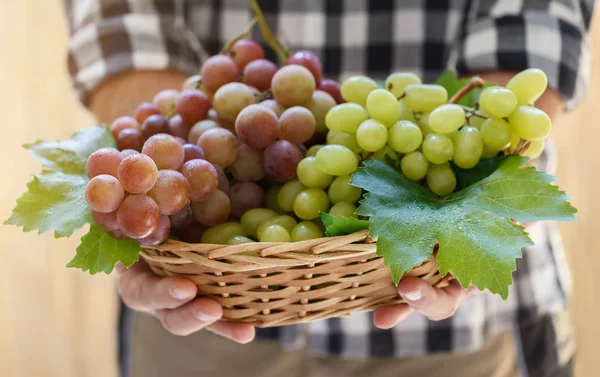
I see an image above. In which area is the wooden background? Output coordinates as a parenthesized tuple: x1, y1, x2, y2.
(0, 2, 598, 377)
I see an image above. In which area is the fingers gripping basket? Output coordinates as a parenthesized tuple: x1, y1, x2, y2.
(140, 229, 450, 327)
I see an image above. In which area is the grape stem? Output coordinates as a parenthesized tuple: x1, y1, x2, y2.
(449, 76, 485, 104)
(511, 139, 531, 155)
(255, 90, 274, 101)
(248, 0, 290, 62)
(220, 18, 258, 55)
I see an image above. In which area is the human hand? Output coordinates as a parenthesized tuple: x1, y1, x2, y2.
(115, 260, 255, 343)
(373, 278, 477, 329)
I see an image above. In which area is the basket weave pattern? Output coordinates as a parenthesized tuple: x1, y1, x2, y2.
(140, 230, 450, 327)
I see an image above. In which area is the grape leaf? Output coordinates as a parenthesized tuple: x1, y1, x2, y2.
(67, 224, 140, 274)
(435, 70, 493, 107)
(320, 212, 370, 236)
(351, 156, 576, 298)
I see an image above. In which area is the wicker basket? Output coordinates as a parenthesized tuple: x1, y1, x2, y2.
(140, 229, 451, 327)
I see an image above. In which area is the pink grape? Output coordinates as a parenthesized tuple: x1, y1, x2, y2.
(173, 221, 207, 243)
(286, 50, 322, 83)
(141, 114, 170, 138)
(183, 75, 202, 91)
(153, 89, 179, 115)
(91, 209, 119, 231)
(229, 182, 265, 218)
(137, 215, 171, 246)
(278, 106, 316, 144)
(212, 82, 257, 123)
(117, 194, 161, 239)
(175, 89, 210, 125)
(147, 170, 191, 215)
(175, 137, 187, 145)
(134, 102, 162, 124)
(86, 148, 123, 178)
(188, 119, 219, 144)
(168, 114, 191, 139)
(197, 128, 238, 168)
(117, 154, 158, 194)
(260, 99, 285, 117)
(85, 174, 125, 213)
(116, 129, 145, 152)
(183, 144, 205, 162)
(318, 79, 345, 104)
(179, 159, 218, 201)
(243, 59, 278, 91)
(142, 133, 185, 170)
(169, 204, 194, 229)
(110, 116, 139, 139)
(212, 163, 230, 193)
(263, 140, 303, 182)
(230, 39, 265, 70)
(272, 65, 315, 107)
(120, 149, 139, 157)
(200, 55, 239, 94)
(307, 90, 337, 133)
(192, 189, 231, 226)
(230, 144, 265, 182)
(235, 104, 279, 149)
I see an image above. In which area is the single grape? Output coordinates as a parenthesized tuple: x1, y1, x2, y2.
(230, 144, 265, 182)
(169, 204, 194, 229)
(117, 128, 145, 152)
(315, 145, 359, 176)
(242, 59, 278, 91)
(272, 65, 316, 107)
(183, 75, 202, 91)
(398, 100, 417, 122)
(385, 72, 422, 98)
(452, 126, 483, 169)
(388, 120, 423, 154)
(200, 55, 239, 94)
(422, 133, 454, 164)
(306, 90, 337, 133)
(179, 159, 218, 201)
(418, 113, 434, 136)
(147, 170, 190, 215)
(228, 236, 255, 245)
(524, 139, 545, 159)
(326, 131, 361, 154)
(117, 154, 158, 194)
(142, 134, 185, 170)
(480, 118, 512, 150)
(325, 103, 369, 134)
(188, 119, 219, 144)
(212, 163, 230, 193)
(120, 149, 139, 157)
(366, 89, 401, 126)
(318, 79, 345, 104)
(506, 68, 548, 105)
(277, 180, 305, 212)
(291, 221, 323, 242)
(229, 39, 264, 70)
(259, 99, 285, 117)
(167, 114, 191, 139)
(191, 189, 231, 226)
(235, 104, 279, 149)
(197, 128, 238, 168)
(329, 201, 358, 218)
(400, 151, 429, 181)
(110, 116, 139, 139)
(428, 104, 465, 134)
(90, 209, 120, 232)
(293, 188, 329, 220)
(286, 50, 322, 83)
(404, 84, 448, 112)
(426, 163, 456, 197)
(117, 194, 161, 239)
(153, 89, 179, 116)
(175, 89, 210, 125)
(240, 208, 278, 238)
(141, 114, 170, 139)
(340, 75, 378, 106)
(134, 102, 162, 124)
(297, 156, 333, 189)
(279, 106, 316, 144)
(481, 145, 501, 159)
(508, 106, 552, 141)
(372, 145, 399, 163)
(265, 185, 286, 214)
(259, 225, 291, 242)
(469, 115, 485, 130)
(229, 182, 264, 218)
(356, 119, 388, 152)
(306, 145, 324, 157)
(86, 148, 123, 178)
(263, 140, 304, 182)
(212, 82, 257, 123)
(257, 215, 297, 239)
(478, 86, 518, 118)
(201, 222, 247, 245)
(182, 144, 205, 162)
(328, 175, 362, 204)
(137, 215, 170, 246)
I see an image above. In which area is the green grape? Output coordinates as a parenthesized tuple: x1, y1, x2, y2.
(506, 68, 548, 105)
(480, 118, 512, 150)
(388, 120, 423, 153)
(277, 180, 305, 212)
(478, 86, 518, 118)
(481, 145, 501, 158)
(327, 131, 361, 153)
(297, 157, 333, 189)
(422, 133, 454, 164)
(452, 126, 483, 169)
(315, 145, 359, 176)
(340, 75, 379, 106)
(306, 144, 324, 157)
(265, 185, 286, 214)
(366, 89, 401, 126)
(469, 115, 485, 130)
(426, 163, 456, 197)
(398, 99, 417, 122)
(510, 133, 521, 149)
(385, 72, 422, 98)
(328, 175, 362, 204)
(257, 215, 297, 239)
(524, 140, 545, 159)
(372, 145, 398, 162)
(428, 104, 465, 134)
(228, 236, 255, 245)
(259, 225, 291, 242)
(418, 113, 434, 136)
(400, 151, 429, 181)
(356, 119, 388, 152)
(291, 221, 323, 242)
(404, 84, 448, 112)
(325, 103, 369, 133)
(201, 222, 247, 245)
(293, 188, 330, 220)
(508, 106, 551, 141)
(240, 208, 278, 238)
(329, 201, 358, 218)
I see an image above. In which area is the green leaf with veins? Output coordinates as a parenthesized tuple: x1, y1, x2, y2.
(320, 212, 370, 236)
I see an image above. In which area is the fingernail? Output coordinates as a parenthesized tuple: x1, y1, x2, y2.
(170, 287, 192, 300)
(196, 310, 220, 322)
(403, 290, 423, 301)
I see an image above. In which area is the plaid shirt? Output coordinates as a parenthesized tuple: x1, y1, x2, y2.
(64, 1, 593, 376)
